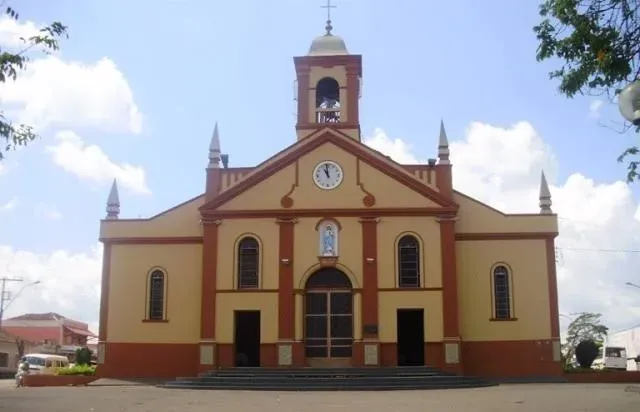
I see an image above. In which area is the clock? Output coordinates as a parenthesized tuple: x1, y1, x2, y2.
(312, 160, 343, 190)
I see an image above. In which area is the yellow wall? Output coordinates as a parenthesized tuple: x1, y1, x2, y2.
(217, 219, 279, 290)
(107, 244, 202, 343)
(215, 293, 279, 344)
(100, 195, 204, 239)
(457, 239, 551, 341)
(377, 291, 444, 342)
(377, 217, 442, 289)
(218, 142, 439, 211)
(293, 217, 362, 289)
(455, 192, 558, 234)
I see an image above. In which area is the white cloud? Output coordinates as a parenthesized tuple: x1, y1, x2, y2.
(33, 203, 62, 221)
(0, 16, 40, 49)
(47, 130, 151, 195)
(0, 244, 102, 335)
(589, 99, 604, 119)
(0, 56, 143, 134)
(365, 122, 640, 334)
(0, 196, 19, 212)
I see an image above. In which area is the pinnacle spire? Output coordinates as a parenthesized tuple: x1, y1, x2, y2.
(105, 179, 120, 220)
(539, 170, 553, 214)
(437, 119, 450, 165)
(208, 122, 221, 169)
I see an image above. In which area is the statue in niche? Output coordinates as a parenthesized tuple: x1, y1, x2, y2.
(320, 223, 337, 256)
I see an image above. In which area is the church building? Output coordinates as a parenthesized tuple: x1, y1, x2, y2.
(96, 20, 562, 379)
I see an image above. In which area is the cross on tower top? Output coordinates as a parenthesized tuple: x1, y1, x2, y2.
(321, 0, 337, 34)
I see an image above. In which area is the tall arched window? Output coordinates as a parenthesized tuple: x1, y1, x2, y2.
(237, 236, 260, 289)
(398, 235, 421, 287)
(148, 269, 166, 320)
(493, 265, 512, 319)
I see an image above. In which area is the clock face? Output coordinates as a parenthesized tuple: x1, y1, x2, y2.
(313, 161, 343, 190)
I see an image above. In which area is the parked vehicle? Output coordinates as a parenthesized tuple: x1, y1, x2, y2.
(19, 353, 70, 374)
(592, 346, 627, 370)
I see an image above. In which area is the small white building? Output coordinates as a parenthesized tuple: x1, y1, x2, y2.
(0, 330, 36, 377)
(608, 326, 640, 371)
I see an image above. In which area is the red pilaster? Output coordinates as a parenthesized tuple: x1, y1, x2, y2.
(439, 217, 461, 373)
(277, 218, 295, 340)
(198, 220, 219, 371)
(360, 218, 379, 335)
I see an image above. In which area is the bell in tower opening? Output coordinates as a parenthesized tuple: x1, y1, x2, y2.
(316, 77, 341, 123)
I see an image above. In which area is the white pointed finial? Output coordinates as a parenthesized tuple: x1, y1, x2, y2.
(106, 179, 120, 220)
(208, 122, 221, 169)
(437, 119, 450, 165)
(539, 170, 553, 214)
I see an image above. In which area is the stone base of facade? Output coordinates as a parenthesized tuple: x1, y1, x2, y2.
(96, 339, 562, 379)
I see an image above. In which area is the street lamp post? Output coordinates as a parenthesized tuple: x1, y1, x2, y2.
(0, 280, 41, 329)
(618, 81, 640, 125)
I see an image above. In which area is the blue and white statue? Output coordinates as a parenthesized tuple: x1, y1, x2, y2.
(321, 224, 337, 256)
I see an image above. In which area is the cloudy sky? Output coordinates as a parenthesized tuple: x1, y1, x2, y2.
(0, 0, 639, 338)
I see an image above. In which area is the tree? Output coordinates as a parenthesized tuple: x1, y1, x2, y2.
(575, 339, 600, 368)
(564, 312, 609, 364)
(0, 6, 68, 160)
(533, 0, 640, 182)
(75, 347, 92, 366)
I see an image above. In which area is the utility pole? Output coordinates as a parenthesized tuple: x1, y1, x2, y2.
(0, 276, 23, 329)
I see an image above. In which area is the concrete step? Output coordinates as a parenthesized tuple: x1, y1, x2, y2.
(163, 366, 496, 391)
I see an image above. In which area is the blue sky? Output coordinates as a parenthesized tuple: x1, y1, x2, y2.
(1, 0, 639, 336)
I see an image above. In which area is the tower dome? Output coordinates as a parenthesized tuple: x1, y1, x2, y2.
(308, 32, 349, 56)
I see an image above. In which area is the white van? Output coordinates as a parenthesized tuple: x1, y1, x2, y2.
(592, 346, 627, 370)
(19, 354, 70, 374)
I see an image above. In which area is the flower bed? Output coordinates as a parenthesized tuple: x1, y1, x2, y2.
(23, 374, 97, 387)
(564, 369, 640, 383)
(22, 364, 98, 387)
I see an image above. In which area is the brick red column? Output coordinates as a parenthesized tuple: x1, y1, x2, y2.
(277, 218, 296, 366)
(439, 217, 462, 373)
(198, 220, 219, 372)
(357, 217, 380, 366)
(277, 218, 295, 339)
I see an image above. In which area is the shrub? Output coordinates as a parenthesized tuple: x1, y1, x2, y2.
(56, 364, 96, 376)
(75, 347, 93, 366)
(575, 339, 600, 368)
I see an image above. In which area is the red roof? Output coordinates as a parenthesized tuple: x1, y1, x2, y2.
(6, 312, 65, 321)
(64, 326, 96, 337)
(3, 326, 60, 344)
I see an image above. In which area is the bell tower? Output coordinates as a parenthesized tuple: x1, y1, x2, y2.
(294, 3, 362, 141)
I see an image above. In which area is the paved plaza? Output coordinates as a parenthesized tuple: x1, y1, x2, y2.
(0, 380, 639, 412)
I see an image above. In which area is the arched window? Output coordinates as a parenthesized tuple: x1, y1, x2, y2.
(493, 265, 512, 319)
(237, 236, 260, 289)
(148, 269, 166, 320)
(315, 77, 341, 123)
(398, 235, 420, 287)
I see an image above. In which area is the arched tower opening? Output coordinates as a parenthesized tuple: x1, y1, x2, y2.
(315, 77, 341, 123)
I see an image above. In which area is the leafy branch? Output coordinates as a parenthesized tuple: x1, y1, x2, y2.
(0, 6, 68, 160)
(534, 0, 640, 182)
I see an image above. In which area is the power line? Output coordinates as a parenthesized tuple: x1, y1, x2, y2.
(558, 247, 640, 253)
(0, 276, 23, 329)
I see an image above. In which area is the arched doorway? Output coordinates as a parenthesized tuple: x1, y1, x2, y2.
(304, 268, 353, 367)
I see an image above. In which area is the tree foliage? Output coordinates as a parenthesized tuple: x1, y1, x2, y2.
(564, 312, 609, 364)
(533, 0, 640, 182)
(575, 339, 600, 368)
(75, 347, 92, 366)
(0, 6, 67, 161)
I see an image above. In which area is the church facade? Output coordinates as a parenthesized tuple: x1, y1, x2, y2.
(96, 26, 562, 379)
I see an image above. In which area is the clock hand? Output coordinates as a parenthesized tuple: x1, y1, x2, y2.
(324, 164, 330, 178)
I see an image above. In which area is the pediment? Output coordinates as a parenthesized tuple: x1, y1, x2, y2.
(200, 128, 457, 214)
